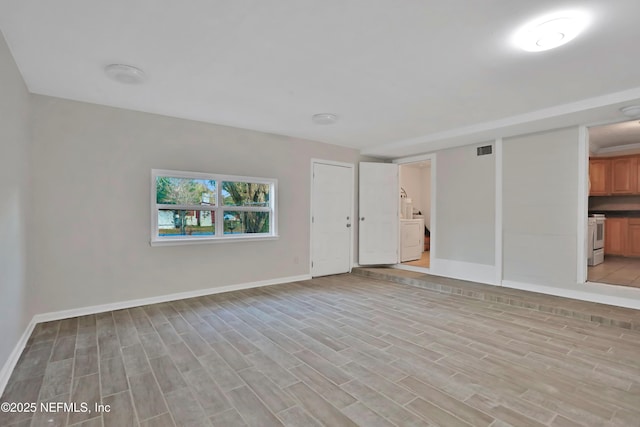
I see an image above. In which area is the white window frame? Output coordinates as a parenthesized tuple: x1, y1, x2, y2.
(151, 169, 278, 246)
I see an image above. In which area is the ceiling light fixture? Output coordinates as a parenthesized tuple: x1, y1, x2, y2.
(312, 113, 338, 125)
(513, 11, 590, 52)
(620, 105, 640, 118)
(104, 64, 147, 84)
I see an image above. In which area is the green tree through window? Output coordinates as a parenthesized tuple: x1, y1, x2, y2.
(222, 182, 270, 233)
(156, 177, 215, 235)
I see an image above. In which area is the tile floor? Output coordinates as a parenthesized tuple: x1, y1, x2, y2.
(2, 273, 640, 426)
(588, 256, 640, 288)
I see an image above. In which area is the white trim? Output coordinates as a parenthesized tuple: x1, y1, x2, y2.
(595, 142, 640, 155)
(157, 205, 270, 212)
(152, 169, 276, 185)
(494, 138, 503, 286)
(396, 166, 401, 265)
(151, 169, 157, 241)
(577, 126, 589, 283)
(504, 280, 640, 310)
(429, 258, 496, 286)
(310, 158, 355, 169)
(0, 320, 37, 397)
(583, 116, 639, 130)
(430, 155, 437, 261)
(310, 159, 355, 277)
(151, 169, 278, 244)
(393, 154, 435, 272)
(150, 235, 279, 247)
(392, 153, 434, 164)
(31, 274, 311, 324)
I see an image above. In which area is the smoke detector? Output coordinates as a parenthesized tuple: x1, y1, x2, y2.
(620, 105, 640, 118)
(104, 64, 147, 84)
(312, 113, 339, 125)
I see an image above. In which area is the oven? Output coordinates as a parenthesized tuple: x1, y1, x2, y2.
(588, 214, 605, 266)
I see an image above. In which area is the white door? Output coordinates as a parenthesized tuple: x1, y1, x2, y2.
(311, 162, 353, 277)
(359, 162, 399, 264)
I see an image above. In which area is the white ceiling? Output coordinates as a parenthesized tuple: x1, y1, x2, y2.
(2, 0, 640, 158)
(589, 119, 640, 154)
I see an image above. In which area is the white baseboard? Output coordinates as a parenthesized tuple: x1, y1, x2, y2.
(0, 319, 36, 397)
(430, 258, 497, 286)
(32, 274, 311, 323)
(0, 273, 310, 396)
(503, 280, 640, 310)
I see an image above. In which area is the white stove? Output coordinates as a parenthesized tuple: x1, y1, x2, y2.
(588, 214, 605, 266)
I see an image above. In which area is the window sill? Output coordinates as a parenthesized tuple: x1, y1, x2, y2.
(150, 235, 279, 247)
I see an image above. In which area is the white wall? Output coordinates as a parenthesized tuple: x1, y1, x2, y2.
(28, 95, 368, 315)
(503, 127, 579, 287)
(0, 31, 31, 373)
(435, 143, 495, 266)
(399, 163, 431, 228)
(400, 164, 422, 215)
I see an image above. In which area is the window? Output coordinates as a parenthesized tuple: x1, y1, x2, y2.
(151, 169, 277, 245)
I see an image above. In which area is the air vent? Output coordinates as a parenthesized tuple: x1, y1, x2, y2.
(477, 145, 492, 156)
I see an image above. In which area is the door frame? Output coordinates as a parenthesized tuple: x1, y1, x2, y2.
(580, 117, 639, 285)
(580, 116, 640, 285)
(310, 159, 355, 277)
(392, 153, 436, 272)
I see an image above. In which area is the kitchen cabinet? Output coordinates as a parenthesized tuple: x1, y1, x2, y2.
(637, 158, 640, 193)
(605, 217, 628, 256)
(610, 157, 637, 194)
(628, 219, 640, 257)
(589, 159, 610, 195)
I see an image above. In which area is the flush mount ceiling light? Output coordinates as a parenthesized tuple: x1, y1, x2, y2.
(513, 11, 590, 52)
(104, 64, 147, 84)
(312, 113, 339, 125)
(620, 105, 640, 118)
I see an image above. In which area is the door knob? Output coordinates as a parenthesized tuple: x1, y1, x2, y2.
(346, 224, 351, 228)
(360, 217, 365, 221)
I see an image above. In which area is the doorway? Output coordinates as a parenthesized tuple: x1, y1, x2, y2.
(586, 119, 640, 288)
(398, 159, 432, 271)
(310, 160, 354, 277)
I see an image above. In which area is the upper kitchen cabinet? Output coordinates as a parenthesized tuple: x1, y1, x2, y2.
(589, 159, 610, 195)
(637, 157, 640, 192)
(611, 157, 638, 194)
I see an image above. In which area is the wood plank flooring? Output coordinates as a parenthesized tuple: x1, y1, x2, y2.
(1, 273, 639, 426)
(354, 267, 640, 330)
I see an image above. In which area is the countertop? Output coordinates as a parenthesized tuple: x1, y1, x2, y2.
(589, 210, 640, 218)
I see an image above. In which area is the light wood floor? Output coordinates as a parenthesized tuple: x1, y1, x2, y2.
(402, 251, 430, 268)
(589, 256, 640, 288)
(2, 274, 640, 427)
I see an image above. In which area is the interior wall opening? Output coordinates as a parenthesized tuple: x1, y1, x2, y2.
(587, 118, 640, 288)
(399, 160, 432, 269)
